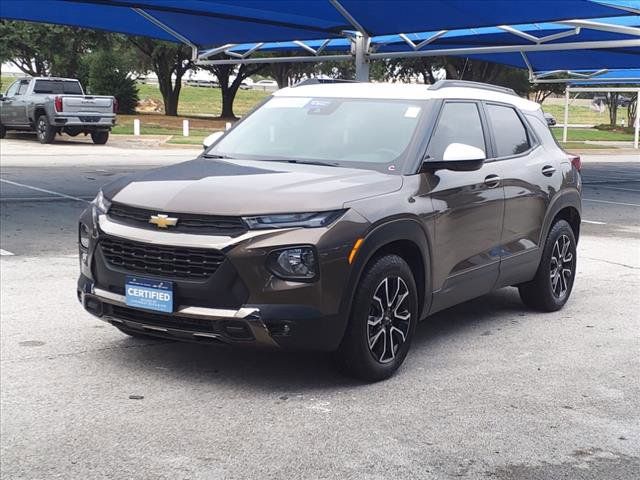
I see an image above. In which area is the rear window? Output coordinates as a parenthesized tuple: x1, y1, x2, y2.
(486, 104, 531, 157)
(33, 80, 83, 95)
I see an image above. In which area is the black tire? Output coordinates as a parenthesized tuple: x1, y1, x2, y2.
(518, 219, 577, 312)
(36, 115, 56, 144)
(335, 254, 418, 381)
(91, 131, 109, 145)
(0, 123, 6, 139)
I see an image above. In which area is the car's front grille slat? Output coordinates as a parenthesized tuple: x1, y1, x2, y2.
(100, 237, 225, 279)
(107, 202, 247, 236)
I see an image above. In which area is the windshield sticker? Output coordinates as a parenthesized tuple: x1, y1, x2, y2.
(264, 97, 311, 108)
(404, 106, 421, 118)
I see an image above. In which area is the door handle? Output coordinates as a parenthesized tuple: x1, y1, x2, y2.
(542, 165, 556, 177)
(484, 174, 501, 188)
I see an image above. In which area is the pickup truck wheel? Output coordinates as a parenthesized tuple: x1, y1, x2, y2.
(91, 131, 109, 145)
(335, 254, 418, 381)
(518, 219, 577, 312)
(36, 115, 56, 144)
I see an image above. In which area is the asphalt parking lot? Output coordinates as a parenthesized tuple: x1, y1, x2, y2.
(1, 137, 638, 479)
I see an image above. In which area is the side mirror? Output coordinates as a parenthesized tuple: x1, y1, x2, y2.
(203, 131, 224, 150)
(422, 143, 486, 172)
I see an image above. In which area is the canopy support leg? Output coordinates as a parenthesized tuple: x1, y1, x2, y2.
(563, 87, 570, 143)
(353, 32, 370, 82)
(635, 90, 639, 149)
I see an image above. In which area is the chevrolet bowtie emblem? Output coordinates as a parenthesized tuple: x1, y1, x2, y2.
(149, 214, 178, 229)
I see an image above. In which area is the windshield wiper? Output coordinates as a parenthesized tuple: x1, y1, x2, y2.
(273, 159, 341, 167)
(203, 153, 234, 159)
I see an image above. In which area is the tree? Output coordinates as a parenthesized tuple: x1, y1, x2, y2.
(627, 94, 637, 130)
(530, 82, 566, 104)
(202, 60, 265, 118)
(86, 51, 139, 114)
(0, 20, 108, 78)
(605, 92, 620, 127)
(128, 38, 192, 116)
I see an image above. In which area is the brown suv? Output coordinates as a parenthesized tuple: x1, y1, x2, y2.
(78, 80, 582, 380)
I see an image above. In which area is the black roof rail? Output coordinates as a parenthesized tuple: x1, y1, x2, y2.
(292, 78, 361, 87)
(429, 80, 517, 96)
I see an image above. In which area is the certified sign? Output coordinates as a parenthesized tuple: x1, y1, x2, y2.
(125, 276, 174, 313)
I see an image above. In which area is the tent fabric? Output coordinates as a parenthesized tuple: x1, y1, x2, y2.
(1, 0, 638, 48)
(223, 14, 640, 73)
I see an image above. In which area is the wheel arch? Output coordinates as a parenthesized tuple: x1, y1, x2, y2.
(341, 217, 433, 324)
(540, 190, 582, 246)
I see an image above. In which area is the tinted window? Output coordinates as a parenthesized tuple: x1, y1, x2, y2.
(427, 102, 485, 161)
(33, 80, 83, 95)
(487, 104, 530, 157)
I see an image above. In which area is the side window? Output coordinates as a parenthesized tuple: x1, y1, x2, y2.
(5, 81, 19, 97)
(16, 81, 29, 95)
(427, 102, 486, 161)
(486, 104, 531, 157)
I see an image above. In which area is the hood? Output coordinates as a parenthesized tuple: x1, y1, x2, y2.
(104, 158, 403, 216)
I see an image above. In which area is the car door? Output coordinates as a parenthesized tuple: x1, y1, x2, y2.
(483, 103, 563, 287)
(420, 100, 505, 312)
(1, 81, 20, 125)
(11, 80, 30, 125)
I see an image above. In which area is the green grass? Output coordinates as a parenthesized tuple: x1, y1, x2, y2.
(111, 122, 211, 137)
(542, 103, 629, 126)
(559, 142, 611, 150)
(136, 83, 269, 117)
(167, 135, 207, 145)
(551, 127, 634, 142)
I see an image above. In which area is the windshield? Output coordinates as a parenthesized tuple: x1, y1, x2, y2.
(33, 80, 83, 95)
(209, 97, 426, 172)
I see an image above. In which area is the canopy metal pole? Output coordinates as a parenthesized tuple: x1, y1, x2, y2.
(635, 89, 639, 149)
(563, 87, 570, 143)
(353, 33, 370, 81)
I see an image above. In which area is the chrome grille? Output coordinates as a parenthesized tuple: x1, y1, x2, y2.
(107, 202, 247, 236)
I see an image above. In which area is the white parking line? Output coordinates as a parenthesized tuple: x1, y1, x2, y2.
(0, 179, 88, 203)
(0, 249, 15, 256)
(583, 198, 640, 207)
(587, 185, 640, 193)
(583, 220, 607, 225)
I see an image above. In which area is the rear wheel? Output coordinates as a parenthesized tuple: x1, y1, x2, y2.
(518, 219, 577, 311)
(335, 254, 418, 381)
(91, 131, 109, 144)
(36, 115, 56, 144)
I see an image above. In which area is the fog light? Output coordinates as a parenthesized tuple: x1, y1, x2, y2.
(267, 247, 317, 281)
(79, 223, 90, 249)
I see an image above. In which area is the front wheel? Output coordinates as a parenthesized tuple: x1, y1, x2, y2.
(91, 131, 109, 144)
(335, 254, 418, 381)
(36, 115, 56, 144)
(518, 219, 577, 311)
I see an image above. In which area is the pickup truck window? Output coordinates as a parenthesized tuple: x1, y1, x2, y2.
(5, 81, 19, 97)
(33, 80, 83, 95)
(16, 81, 29, 96)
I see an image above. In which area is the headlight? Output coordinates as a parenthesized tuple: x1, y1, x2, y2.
(79, 223, 90, 249)
(243, 210, 345, 230)
(267, 247, 317, 281)
(92, 190, 111, 214)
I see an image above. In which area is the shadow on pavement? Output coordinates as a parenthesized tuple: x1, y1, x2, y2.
(104, 287, 528, 392)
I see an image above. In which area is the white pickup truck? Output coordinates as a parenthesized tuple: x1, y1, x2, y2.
(0, 77, 117, 144)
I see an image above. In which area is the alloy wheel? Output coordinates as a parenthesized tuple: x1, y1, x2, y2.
(37, 118, 46, 139)
(550, 234, 573, 299)
(367, 276, 412, 364)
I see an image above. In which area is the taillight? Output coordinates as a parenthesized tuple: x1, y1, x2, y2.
(54, 96, 63, 112)
(567, 154, 581, 171)
(113, 98, 118, 114)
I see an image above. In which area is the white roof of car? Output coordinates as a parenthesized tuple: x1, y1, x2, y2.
(275, 82, 540, 112)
